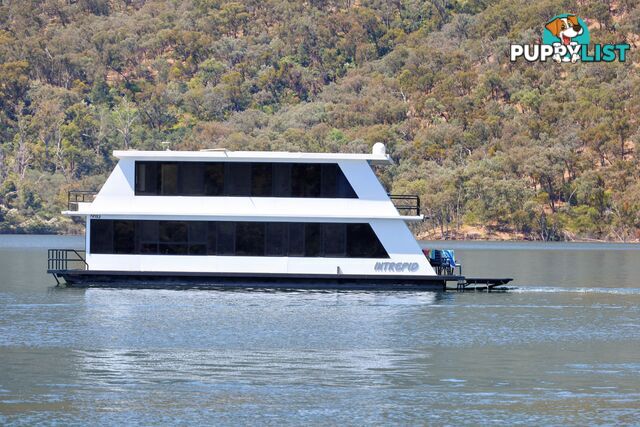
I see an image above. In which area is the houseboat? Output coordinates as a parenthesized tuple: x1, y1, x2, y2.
(47, 144, 511, 291)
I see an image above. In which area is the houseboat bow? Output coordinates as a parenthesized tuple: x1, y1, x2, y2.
(47, 144, 511, 291)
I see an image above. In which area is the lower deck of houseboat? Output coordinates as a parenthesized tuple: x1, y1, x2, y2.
(50, 269, 512, 292)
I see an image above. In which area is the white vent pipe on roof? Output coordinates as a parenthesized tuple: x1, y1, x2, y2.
(372, 142, 386, 156)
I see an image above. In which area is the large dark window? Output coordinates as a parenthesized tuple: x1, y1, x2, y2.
(336, 167, 357, 198)
(266, 222, 287, 256)
(90, 220, 388, 258)
(160, 163, 178, 195)
(135, 162, 159, 195)
(292, 164, 321, 197)
(323, 223, 346, 257)
(134, 161, 357, 198)
(179, 163, 204, 195)
(305, 223, 322, 257)
(347, 224, 388, 258)
(251, 163, 273, 197)
(159, 221, 188, 255)
(288, 223, 305, 256)
(236, 222, 265, 256)
(188, 222, 208, 255)
(90, 219, 113, 254)
(225, 163, 251, 196)
(206, 222, 217, 255)
(204, 163, 224, 196)
(138, 220, 158, 254)
(217, 222, 235, 255)
(272, 163, 291, 197)
(113, 220, 135, 254)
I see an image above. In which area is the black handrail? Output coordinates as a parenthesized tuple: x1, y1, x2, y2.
(68, 190, 97, 211)
(388, 194, 421, 216)
(47, 249, 88, 272)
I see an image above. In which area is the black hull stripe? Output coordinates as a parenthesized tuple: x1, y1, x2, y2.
(49, 271, 511, 291)
(52, 270, 458, 290)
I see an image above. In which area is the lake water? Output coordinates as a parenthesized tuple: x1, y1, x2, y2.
(1, 235, 640, 425)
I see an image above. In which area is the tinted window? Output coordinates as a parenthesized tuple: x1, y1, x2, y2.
(135, 162, 159, 195)
(137, 220, 158, 254)
(251, 163, 273, 197)
(266, 222, 287, 256)
(179, 163, 204, 195)
(347, 224, 388, 258)
(188, 221, 207, 255)
(336, 168, 357, 198)
(321, 164, 338, 197)
(159, 221, 187, 254)
(207, 222, 217, 255)
(160, 221, 187, 242)
(272, 163, 291, 197)
(113, 220, 135, 254)
(305, 223, 322, 257)
(323, 223, 346, 257)
(236, 222, 265, 256)
(135, 161, 356, 198)
(89, 220, 388, 258)
(90, 219, 113, 254)
(217, 222, 235, 255)
(225, 163, 251, 196)
(288, 223, 305, 256)
(160, 163, 178, 195)
(292, 164, 321, 197)
(204, 163, 224, 196)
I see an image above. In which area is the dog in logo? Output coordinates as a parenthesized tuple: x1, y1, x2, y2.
(545, 15, 584, 62)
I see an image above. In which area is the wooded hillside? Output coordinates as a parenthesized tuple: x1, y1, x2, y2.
(0, 0, 638, 240)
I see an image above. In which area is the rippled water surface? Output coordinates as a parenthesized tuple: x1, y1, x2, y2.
(1, 236, 640, 425)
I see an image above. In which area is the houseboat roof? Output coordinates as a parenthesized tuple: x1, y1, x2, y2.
(114, 148, 393, 165)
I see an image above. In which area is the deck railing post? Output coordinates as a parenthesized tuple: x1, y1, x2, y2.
(388, 194, 420, 217)
(67, 190, 97, 211)
(47, 249, 87, 272)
